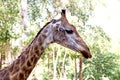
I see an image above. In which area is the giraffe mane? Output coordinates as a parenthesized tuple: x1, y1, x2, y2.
(35, 22, 51, 39)
(27, 21, 51, 47)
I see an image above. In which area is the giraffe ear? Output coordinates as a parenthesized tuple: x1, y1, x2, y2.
(51, 19, 60, 24)
(51, 19, 57, 24)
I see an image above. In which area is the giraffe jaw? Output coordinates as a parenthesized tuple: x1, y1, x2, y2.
(55, 41, 92, 59)
(66, 44, 92, 58)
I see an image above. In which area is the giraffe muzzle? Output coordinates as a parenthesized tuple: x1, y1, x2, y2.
(80, 48, 92, 58)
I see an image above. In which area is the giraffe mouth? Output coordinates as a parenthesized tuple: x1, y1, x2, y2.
(66, 44, 92, 58)
(55, 41, 92, 58)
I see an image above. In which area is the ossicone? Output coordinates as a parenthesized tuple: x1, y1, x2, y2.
(61, 9, 66, 18)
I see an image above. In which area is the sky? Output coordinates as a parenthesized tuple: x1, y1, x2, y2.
(88, 0, 120, 41)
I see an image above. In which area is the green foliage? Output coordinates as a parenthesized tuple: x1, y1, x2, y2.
(0, 0, 19, 42)
(0, 0, 120, 80)
(0, 0, 20, 65)
(83, 53, 119, 80)
(67, 0, 94, 25)
(80, 25, 120, 80)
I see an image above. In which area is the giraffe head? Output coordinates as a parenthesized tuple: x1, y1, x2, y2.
(41, 9, 92, 58)
(51, 10, 92, 58)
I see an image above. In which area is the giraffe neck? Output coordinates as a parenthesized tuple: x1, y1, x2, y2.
(0, 23, 53, 80)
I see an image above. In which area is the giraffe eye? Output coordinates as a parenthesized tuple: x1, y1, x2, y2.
(65, 30, 73, 34)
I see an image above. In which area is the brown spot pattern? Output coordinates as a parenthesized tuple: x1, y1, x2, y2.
(27, 60, 32, 67)
(35, 49, 40, 56)
(11, 65, 19, 75)
(19, 72, 24, 79)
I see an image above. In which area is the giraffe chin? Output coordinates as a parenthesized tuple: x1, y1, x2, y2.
(59, 43, 92, 59)
(72, 48, 92, 59)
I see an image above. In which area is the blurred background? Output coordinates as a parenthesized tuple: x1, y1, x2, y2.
(0, 0, 120, 80)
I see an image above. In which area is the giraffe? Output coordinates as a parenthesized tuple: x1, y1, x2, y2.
(0, 9, 92, 80)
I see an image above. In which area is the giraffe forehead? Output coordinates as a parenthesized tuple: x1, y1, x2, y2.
(51, 19, 76, 31)
(70, 25, 76, 31)
(64, 24, 76, 31)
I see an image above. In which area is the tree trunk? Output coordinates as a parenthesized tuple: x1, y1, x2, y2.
(79, 57, 83, 80)
(62, 51, 67, 80)
(53, 46, 59, 80)
(48, 53, 50, 80)
(75, 56, 77, 80)
(0, 43, 5, 69)
(0, 53, 2, 69)
(21, 0, 30, 27)
(5, 39, 11, 65)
